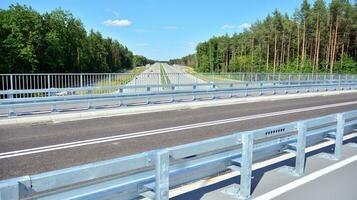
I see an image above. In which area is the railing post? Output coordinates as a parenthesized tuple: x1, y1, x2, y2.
(245, 83, 248, 96)
(259, 82, 263, 96)
(8, 74, 15, 116)
(294, 121, 307, 176)
(47, 75, 51, 97)
(288, 74, 291, 85)
(10, 74, 13, 91)
(320, 113, 345, 161)
(334, 113, 345, 160)
(9, 74, 13, 99)
(80, 73, 83, 88)
(238, 132, 253, 199)
(155, 149, 170, 200)
(0, 181, 20, 200)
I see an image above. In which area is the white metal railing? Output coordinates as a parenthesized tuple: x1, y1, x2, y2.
(1, 72, 356, 91)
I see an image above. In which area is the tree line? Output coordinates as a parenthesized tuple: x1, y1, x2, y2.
(170, 0, 357, 74)
(0, 4, 154, 74)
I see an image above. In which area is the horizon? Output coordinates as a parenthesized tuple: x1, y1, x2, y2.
(0, 0, 320, 61)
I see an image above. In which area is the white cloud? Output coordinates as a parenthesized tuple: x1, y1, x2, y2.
(163, 26, 178, 30)
(239, 23, 251, 30)
(136, 43, 149, 47)
(221, 24, 236, 29)
(103, 19, 132, 27)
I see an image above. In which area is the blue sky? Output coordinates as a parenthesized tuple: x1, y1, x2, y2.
(1, 0, 315, 61)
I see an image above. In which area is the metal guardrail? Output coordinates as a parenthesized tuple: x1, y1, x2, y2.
(1, 110, 356, 200)
(0, 80, 357, 116)
(1, 72, 356, 91)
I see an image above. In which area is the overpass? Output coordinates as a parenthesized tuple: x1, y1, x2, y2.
(0, 64, 357, 199)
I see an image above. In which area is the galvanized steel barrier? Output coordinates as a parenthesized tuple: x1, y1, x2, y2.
(0, 79, 357, 116)
(0, 110, 357, 200)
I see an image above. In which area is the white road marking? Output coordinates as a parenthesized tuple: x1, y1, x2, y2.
(253, 154, 357, 200)
(1, 100, 357, 159)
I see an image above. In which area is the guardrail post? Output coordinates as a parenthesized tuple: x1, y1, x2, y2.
(334, 113, 345, 160)
(211, 84, 216, 99)
(192, 85, 197, 101)
(294, 121, 307, 176)
(259, 82, 263, 96)
(238, 133, 253, 199)
(245, 83, 248, 97)
(155, 149, 170, 200)
(273, 83, 276, 95)
(87, 88, 93, 109)
(0, 182, 20, 200)
(320, 113, 345, 161)
(229, 83, 233, 98)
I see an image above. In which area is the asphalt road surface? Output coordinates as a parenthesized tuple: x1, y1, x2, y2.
(1, 92, 357, 180)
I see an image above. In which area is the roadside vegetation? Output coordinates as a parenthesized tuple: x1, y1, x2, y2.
(170, 0, 357, 74)
(0, 4, 154, 74)
(160, 64, 171, 88)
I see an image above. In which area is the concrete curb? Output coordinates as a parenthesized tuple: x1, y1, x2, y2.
(1, 90, 357, 126)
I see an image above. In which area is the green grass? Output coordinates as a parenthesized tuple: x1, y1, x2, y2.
(182, 66, 244, 83)
(160, 64, 171, 89)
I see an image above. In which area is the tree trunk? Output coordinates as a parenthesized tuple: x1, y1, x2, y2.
(280, 32, 285, 66)
(316, 28, 321, 72)
(297, 24, 300, 69)
(301, 19, 306, 71)
(313, 13, 319, 73)
(330, 15, 339, 74)
(287, 34, 291, 64)
(273, 31, 277, 73)
(266, 42, 270, 71)
(326, 15, 332, 71)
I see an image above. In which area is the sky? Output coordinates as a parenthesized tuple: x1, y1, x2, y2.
(0, 0, 317, 61)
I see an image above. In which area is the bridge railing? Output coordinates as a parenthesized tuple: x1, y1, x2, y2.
(1, 110, 356, 200)
(0, 80, 356, 116)
(1, 72, 356, 91)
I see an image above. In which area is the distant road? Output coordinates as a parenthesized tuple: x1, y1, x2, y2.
(1, 92, 357, 179)
(162, 63, 206, 84)
(123, 63, 161, 92)
(123, 63, 205, 92)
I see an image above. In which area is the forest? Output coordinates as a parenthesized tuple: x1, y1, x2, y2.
(0, 4, 153, 74)
(170, 0, 357, 74)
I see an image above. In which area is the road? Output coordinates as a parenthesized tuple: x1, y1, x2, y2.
(123, 63, 161, 92)
(124, 63, 206, 92)
(1, 92, 357, 180)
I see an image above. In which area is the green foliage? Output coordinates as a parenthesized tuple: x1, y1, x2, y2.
(133, 55, 154, 67)
(0, 4, 151, 73)
(172, 0, 356, 74)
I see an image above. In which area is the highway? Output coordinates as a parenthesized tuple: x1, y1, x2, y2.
(1, 92, 357, 180)
(123, 63, 161, 92)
